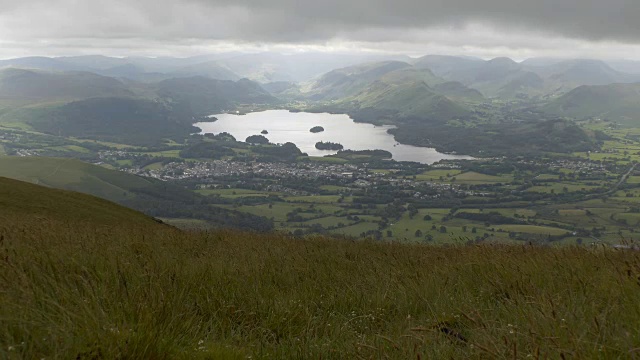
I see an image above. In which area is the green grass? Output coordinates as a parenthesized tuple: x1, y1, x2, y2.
(0, 156, 155, 202)
(143, 162, 164, 171)
(286, 195, 343, 203)
(1, 180, 640, 358)
(2, 219, 640, 358)
(497, 225, 570, 236)
(0, 177, 156, 226)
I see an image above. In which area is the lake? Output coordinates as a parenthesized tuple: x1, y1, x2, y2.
(194, 110, 472, 164)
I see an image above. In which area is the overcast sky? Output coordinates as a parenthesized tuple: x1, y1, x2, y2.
(1, 0, 640, 60)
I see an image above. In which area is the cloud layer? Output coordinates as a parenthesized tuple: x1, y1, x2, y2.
(0, 0, 638, 58)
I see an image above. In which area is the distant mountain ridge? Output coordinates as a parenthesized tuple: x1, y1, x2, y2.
(413, 55, 640, 98)
(0, 68, 277, 145)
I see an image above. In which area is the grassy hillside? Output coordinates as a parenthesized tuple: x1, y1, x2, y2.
(544, 83, 640, 125)
(303, 61, 412, 100)
(0, 156, 274, 231)
(20, 97, 196, 145)
(0, 176, 157, 226)
(154, 77, 278, 116)
(342, 80, 470, 121)
(1, 196, 639, 358)
(0, 156, 155, 202)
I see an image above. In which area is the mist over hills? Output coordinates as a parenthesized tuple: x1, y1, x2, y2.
(0, 67, 278, 145)
(0, 51, 638, 154)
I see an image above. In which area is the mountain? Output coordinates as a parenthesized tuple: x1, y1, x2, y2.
(0, 68, 277, 144)
(303, 61, 412, 100)
(169, 61, 240, 81)
(0, 156, 274, 231)
(0, 176, 160, 226)
(538, 59, 640, 87)
(303, 60, 482, 103)
(543, 83, 640, 125)
(341, 80, 470, 121)
(415, 56, 544, 98)
(414, 55, 640, 98)
(606, 59, 640, 75)
(0, 56, 91, 72)
(154, 76, 278, 115)
(213, 52, 414, 83)
(413, 55, 485, 78)
(0, 53, 415, 83)
(303, 61, 477, 122)
(0, 68, 134, 101)
(520, 57, 566, 67)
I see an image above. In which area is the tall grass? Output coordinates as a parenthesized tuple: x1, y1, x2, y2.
(1, 216, 640, 359)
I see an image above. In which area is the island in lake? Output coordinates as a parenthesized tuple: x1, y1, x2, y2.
(310, 126, 325, 133)
(246, 135, 270, 144)
(315, 141, 344, 151)
(261, 130, 268, 134)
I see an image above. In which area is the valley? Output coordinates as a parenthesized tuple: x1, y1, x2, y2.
(4, 0, 640, 357)
(1, 53, 640, 246)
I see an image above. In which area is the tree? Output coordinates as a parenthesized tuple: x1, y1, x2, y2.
(387, 230, 393, 238)
(415, 229, 423, 237)
(423, 214, 432, 221)
(471, 227, 477, 234)
(439, 226, 447, 233)
(246, 135, 269, 144)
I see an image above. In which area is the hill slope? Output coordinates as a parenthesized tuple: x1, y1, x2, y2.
(0, 156, 157, 202)
(154, 76, 278, 115)
(0, 176, 158, 226)
(1, 203, 638, 358)
(543, 83, 640, 125)
(0, 156, 274, 231)
(0, 68, 134, 102)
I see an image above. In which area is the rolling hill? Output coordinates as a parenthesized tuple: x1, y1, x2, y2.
(0, 69, 276, 145)
(154, 76, 279, 115)
(0, 68, 134, 101)
(20, 97, 196, 145)
(0, 176, 159, 226)
(302, 61, 413, 100)
(415, 55, 640, 98)
(0, 156, 158, 202)
(339, 80, 470, 122)
(538, 59, 640, 89)
(301, 61, 480, 123)
(0, 156, 274, 231)
(543, 83, 640, 125)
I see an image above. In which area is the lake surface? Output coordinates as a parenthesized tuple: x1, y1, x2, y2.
(194, 110, 472, 164)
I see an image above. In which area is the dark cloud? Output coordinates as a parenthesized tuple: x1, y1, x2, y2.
(0, 0, 638, 57)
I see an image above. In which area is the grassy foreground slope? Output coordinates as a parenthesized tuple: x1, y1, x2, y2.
(0, 156, 274, 231)
(0, 177, 157, 226)
(0, 156, 156, 203)
(1, 181, 640, 358)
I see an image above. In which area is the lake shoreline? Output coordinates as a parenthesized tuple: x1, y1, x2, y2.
(194, 110, 474, 164)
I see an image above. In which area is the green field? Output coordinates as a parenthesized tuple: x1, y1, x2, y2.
(498, 225, 570, 236)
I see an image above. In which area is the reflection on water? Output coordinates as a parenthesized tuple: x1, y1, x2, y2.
(194, 110, 472, 164)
